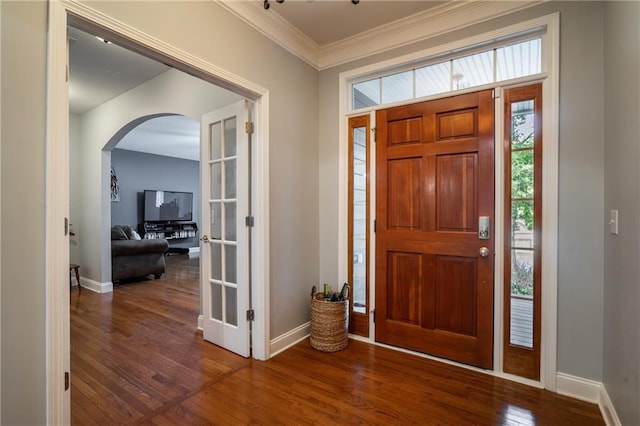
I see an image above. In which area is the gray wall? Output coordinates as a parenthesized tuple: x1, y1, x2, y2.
(1, 2, 48, 424)
(603, 2, 640, 424)
(111, 148, 200, 249)
(3, 0, 636, 423)
(76, 0, 319, 340)
(319, 1, 606, 381)
(2, 1, 319, 422)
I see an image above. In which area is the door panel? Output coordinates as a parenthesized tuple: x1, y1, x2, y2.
(436, 153, 477, 232)
(376, 90, 494, 369)
(388, 158, 422, 229)
(386, 251, 423, 325)
(201, 100, 250, 358)
(433, 255, 477, 335)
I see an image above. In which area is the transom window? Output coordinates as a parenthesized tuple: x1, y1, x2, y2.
(352, 37, 542, 110)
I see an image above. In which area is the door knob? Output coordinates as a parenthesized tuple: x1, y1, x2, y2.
(200, 235, 210, 243)
(479, 247, 490, 257)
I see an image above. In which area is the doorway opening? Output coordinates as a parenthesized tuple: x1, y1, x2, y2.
(47, 4, 271, 422)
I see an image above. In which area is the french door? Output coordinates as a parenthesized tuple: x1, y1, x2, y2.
(375, 90, 495, 369)
(200, 100, 251, 357)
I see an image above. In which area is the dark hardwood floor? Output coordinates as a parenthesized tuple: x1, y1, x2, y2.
(71, 254, 604, 425)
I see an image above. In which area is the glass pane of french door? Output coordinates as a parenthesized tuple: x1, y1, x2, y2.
(209, 116, 238, 327)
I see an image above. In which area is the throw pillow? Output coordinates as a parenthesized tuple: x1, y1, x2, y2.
(111, 226, 128, 240)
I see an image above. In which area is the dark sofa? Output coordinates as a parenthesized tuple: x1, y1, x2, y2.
(111, 225, 169, 281)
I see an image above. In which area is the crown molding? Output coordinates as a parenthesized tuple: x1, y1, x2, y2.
(317, 1, 545, 70)
(215, 0, 320, 69)
(215, 0, 545, 71)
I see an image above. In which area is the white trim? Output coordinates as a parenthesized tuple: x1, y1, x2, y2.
(251, 92, 270, 361)
(556, 373, 601, 404)
(338, 13, 560, 388)
(599, 383, 622, 426)
(46, 2, 71, 424)
(215, 0, 319, 69)
(65, 2, 265, 99)
(319, 1, 544, 70)
(188, 247, 200, 256)
(540, 12, 560, 391)
(48, 0, 271, 419)
(197, 314, 203, 331)
(269, 322, 310, 358)
(216, 0, 543, 70)
(556, 375, 622, 426)
(79, 278, 113, 294)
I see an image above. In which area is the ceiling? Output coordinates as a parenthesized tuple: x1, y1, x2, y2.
(67, 1, 492, 161)
(266, 0, 444, 46)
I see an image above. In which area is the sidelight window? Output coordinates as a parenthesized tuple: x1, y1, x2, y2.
(348, 115, 371, 337)
(503, 84, 542, 380)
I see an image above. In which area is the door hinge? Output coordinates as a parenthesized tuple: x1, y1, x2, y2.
(245, 216, 254, 227)
(64, 371, 70, 391)
(65, 66, 69, 83)
(245, 121, 254, 134)
(372, 309, 376, 323)
(372, 127, 376, 142)
(373, 219, 376, 233)
(246, 309, 255, 321)
(64, 217, 69, 236)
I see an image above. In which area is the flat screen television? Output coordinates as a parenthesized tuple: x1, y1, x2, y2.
(143, 190, 193, 222)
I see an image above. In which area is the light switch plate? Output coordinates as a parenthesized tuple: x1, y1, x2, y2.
(609, 210, 618, 235)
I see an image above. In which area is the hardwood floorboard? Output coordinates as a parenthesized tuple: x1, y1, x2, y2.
(71, 254, 604, 425)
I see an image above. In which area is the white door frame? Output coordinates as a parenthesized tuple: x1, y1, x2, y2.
(45, 1, 270, 423)
(338, 14, 559, 390)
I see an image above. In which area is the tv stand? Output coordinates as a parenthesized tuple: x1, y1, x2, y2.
(141, 221, 198, 241)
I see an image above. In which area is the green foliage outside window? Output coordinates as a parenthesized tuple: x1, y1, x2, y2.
(511, 110, 535, 296)
(511, 112, 534, 231)
(511, 257, 534, 296)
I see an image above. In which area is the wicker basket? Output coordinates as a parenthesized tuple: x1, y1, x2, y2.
(309, 286, 349, 352)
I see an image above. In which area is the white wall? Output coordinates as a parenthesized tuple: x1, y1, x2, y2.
(70, 113, 81, 265)
(603, 2, 640, 424)
(319, 1, 606, 382)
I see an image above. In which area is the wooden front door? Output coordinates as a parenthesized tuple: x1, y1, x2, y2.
(375, 90, 495, 369)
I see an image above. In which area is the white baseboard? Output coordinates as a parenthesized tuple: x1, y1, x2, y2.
(598, 384, 622, 426)
(79, 277, 113, 293)
(197, 314, 203, 331)
(269, 321, 310, 357)
(557, 372, 601, 403)
(189, 247, 200, 256)
(556, 372, 623, 426)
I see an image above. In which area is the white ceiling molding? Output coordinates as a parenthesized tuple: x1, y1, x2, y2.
(215, 0, 320, 69)
(216, 0, 544, 71)
(317, 1, 545, 70)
